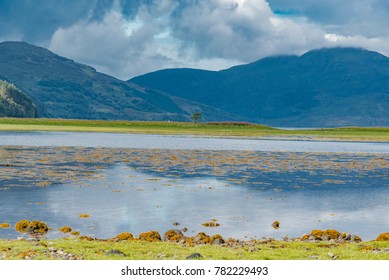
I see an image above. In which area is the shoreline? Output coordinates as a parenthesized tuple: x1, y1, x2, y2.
(1, 118, 389, 142)
(1, 233, 388, 260)
(2, 221, 389, 260)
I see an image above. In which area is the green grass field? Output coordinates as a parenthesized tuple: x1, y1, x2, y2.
(1, 238, 388, 260)
(1, 118, 389, 141)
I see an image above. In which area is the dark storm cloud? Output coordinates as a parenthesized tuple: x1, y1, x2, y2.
(0, 0, 115, 42)
(267, 0, 389, 36)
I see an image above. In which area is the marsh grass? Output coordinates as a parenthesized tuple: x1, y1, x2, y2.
(1, 118, 389, 141)
(0, 239, 388, 260)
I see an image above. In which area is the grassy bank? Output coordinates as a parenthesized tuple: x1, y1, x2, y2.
(1, 118, 389, 141)
(1, 238, 389, 260)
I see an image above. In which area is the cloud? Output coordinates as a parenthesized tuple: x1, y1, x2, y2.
(171, 0, 328, 60)
(0, 0, 112, 44)
(267, 0, 389, 36)
(37, 0, 389, 79)
(48, 0, 330, 79)
(49, 1, 181, 79)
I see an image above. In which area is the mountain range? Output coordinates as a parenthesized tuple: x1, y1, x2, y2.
(131, 48, 389, 127)
(1, 41, 389, 127)
(0, 41, 235, 122)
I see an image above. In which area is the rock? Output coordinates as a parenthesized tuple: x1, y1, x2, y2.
(172, 222, 180, 226)
(181, 227, 188, 232)
(59, 226, 72, 233)
(137, 231, 161, 242)
(311, 229, 340, 240)
(162, 229, 184, 242)
(48, 247, 57, 252)
(376, 232, 389, 241)
(57, 250, 65, 256)
(327, 252, 335, 258)
(202, 221, 220, 227)
(105, 249, 127, 257)
(186, 253, 203, 259)
(341, 232, 351, 241)
(27, 220, 49, 234)
(114, 232, 134, 241)
(321, 235, 329, 241)
(79, 236, 95, 241)
(26, 237, 40, 242)
(193, 232, 211, 244)
(350, 235, 362, 242)
(210, 234, 225, 245)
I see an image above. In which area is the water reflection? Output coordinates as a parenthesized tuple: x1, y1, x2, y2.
(1, 165, 388, 241)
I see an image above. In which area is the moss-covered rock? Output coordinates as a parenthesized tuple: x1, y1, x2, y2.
(79, 236, 95, 241)
(193, 232, 211, 244)
(15, 220, 31, 233)
(59, 226, 72, 233)
(210, 234, 225, 245)
(310, 229, 340, 240)
(202, 221, 220, 227)
(162, 229, 184, 242)
(27, 220, 48, 234)
(376, 232, 389, 241)
(115, 232, 134, 241)
(137, 231, 161, 242)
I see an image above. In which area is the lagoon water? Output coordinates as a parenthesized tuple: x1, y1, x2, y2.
(1, 131, 389, 240)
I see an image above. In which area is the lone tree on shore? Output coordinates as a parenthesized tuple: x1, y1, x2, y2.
(191, 112, 202, 125)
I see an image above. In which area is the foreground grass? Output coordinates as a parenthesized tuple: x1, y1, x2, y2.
(1, 118, 389, 141)
(1, 239, 388, 260)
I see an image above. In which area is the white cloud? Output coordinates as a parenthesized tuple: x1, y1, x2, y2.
(47, 0, 389, 80)
(324, 33, 389, 56)
(171, 0, 330, 60)
(49, 2, 178, 79)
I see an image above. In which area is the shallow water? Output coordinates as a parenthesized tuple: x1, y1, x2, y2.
(1, 131, 389, 153)
(0, 132, 388, 241)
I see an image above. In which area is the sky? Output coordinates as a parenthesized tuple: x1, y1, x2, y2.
(1, 0, 389, 80)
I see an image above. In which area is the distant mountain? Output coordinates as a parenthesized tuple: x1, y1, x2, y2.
(0, 79, 37, 118)
(131, 48, 389, 127)
(0, 41, 236, 122)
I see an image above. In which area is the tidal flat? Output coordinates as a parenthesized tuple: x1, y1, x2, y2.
(1, 144, 389, 243)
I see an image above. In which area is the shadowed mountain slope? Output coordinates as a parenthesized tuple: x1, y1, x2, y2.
(0, 41, 237, 122)
(131, 48, 389, 127)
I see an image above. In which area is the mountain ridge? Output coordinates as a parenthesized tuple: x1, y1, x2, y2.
(0, 41, 238, 122)
(131, 47, 389, 127)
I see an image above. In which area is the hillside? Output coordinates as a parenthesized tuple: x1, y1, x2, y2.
(0, 80, 37, 118)
(131, 48, 389, 127)
(0, 41, 237, 122)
